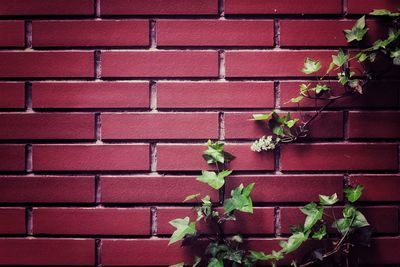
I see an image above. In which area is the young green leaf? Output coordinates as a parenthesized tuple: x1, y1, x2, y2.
(231, 235, 243, 243)
(332, 50, 348, 68)
(344, 185, 364, 203)
(252, 111, 274, 121)
(169, 217, 196, 245)
(290, 95, 304, 103)
(300, 202, 324, 231)
(332, 218, 351, 233)
(352, 211, 370, 229)
(208, 258, 224, 267)
(302, 58, 321, 74)
(202, 140, 235, 164)
(196, 170, 231, 190)
(312, 225, 327, 240)
(286, 119, 299, 128)
(343, 205, 356, 218)
(370, 9, 400, 17)
(314, 84, 331, 94)
(224, 183, 255, 214)
(280, 231, 309, 254)
(249, 250, 284, 261)
(337, 72, 349, 85)
(344, 16, 369, 42)
(183, 193, 201, 202)
(356, 52, 368, 62)
(319, 193, 339, 205)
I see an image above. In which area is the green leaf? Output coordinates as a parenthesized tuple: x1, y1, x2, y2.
(319, 193, 339, 205)
(300, 203, 324, 231)
(272, 126, 284, 136)
(356, 52, 368, 62)
(312, 225, 327, 240)
(224, 183, 255, 214)
(370, 9, 400, 17)
(333, 218, 351, 233)
(290, 95, 304, 103)
(332, 50, 349, 68)
(344, 16, 369, 42)
(302, 58, 321, 74)
(169, 263, 185, 267)
(314, 84, 331, 94)
(352, 211, 370, 229)
(280, 231, 309, 254)
(231, 235, 243, 243)
(252, 111, 274, 121)
(343, 205, 356, 218)
(202, 140, 235, 164)
(207, 258, 224, 267)
(300, 83, 311, 93)
(249, 250, 284, 261)
(168, 217, 196, 245)
(286, 119, 299, 128)
(197, 170, 231, 190)
(344, 185, 364, 203)
(337, 72, 349, 85)
(183, 193, 201, 202)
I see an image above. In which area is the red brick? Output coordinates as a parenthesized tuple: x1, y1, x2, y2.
(349, 175, 400, 201)
(226, 175, 343, 203)
(281, 206, 398, 234)
(157, 143, 275, 171)
(225, 0, 342, 14)
(157, 20, 274, 47)
(0, 0, 94, 15)
(0, 82, 25, 109)
(33, 208, 150, 235)
(101, 176, 219, 203)
(281, 143, 398, 171)
(102, 51, 218, 78)
(32, 144, 150, 171)
(349, 111, 400, 139)
(0, 21, 24, 47)
(101, 0, 217, 15)
(0, 238, 94, 265)
(355, 237, 400, 264)
(0, 51, 94, 78)
(0, 113, 95, 140)
(32, 82, 149, 109)
(347, 0, 399, 14)
(157, 82, 274, 109)
(0, 176, 95, 203)
(33, 20, 149, 47)
(225, 50, 335, 77)
(224, 111, 343, 139)
(280, 81, 400, 109)
(157, 207, 274, 235)
(0, 208, 25, 234)
(0, 145, 25, 171)
(102, 113, 218, 140)
(280, 20, 384, 47)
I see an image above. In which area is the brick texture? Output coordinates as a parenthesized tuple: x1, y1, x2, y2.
(0, 1, 398, 266)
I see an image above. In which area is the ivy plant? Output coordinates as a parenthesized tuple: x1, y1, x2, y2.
(251, 9, 400, 152)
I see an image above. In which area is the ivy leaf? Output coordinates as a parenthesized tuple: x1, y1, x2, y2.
(344, 185, 364, 203)
(332, 50, 348, 68)
(370, 9, 400, 17)
(280, 231, 309, 254)
(224, 183, 255, 214)
(343, 205, 356, 218)
(231, 235, 243, 243)
(302, 58, 321, 74)
(202, 140, 234, 164)
(252, 111, 274, 121)
(290, 95, 304, 103)
(249, 250, 284, 261)
(183, 193, 201, 202)
(286, 119, 299, 128)
(390, 48, 400, 65)
(196, 170, 231, 190)
(300, 202, 324, 231)
(168, 217, 196, 245)
(169, 263, 185, 267)
(208, 258, 224, 267)
(337, 72, 349, 85)
(352, 211, 370, 229)
(333, 218, 351, 233)
(319, 193, 339, 205)
(356, 52, 368, 62)
(314, 84, 331, 94)
(344, 16, 369, 42)
(312, 225, 327, 240)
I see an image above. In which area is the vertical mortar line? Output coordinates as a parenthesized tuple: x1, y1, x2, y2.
(343, 173, 350, 200)
(219, 112, 225, 141)
(274, 80, 280, 109)
(25, 82, 32, 112)
(95, 175, 101, 204)
(343, 110, 349, 141)
(150, 81, 157, 112)
(26, 207, 33, 236)
(275, 207, 281, 237)
(25, 20, 32, 49)
(95, 113, 102, 142)
(274, 19, 280, 48)
(150, 20, 157, 49)
(218, 0, 225, 18)
(95, 239, 102, 267)
(219, 50, 226, 80)
(150, 143, 157, 173)
(95, 50, 102, 79)
(150, 206, 157, 236)
(95, 0, 101, 18)
(342, 0, 348, 17)
(26, 144, 32, 173)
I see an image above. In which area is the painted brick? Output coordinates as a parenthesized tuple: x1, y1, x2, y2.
(102, 51, 218, 78)
(33, 20, 149, 47)
(0, 238, 94, 265)
(0, 82, 25, 109)
(0, 208, 25, 234)
(280, 81, 400, 109)
(281, 206, 398, 234)
(224, 111, 343, 139)
(225, 50, 335, 77)
(347, 0, 400, 14)
(225, 0, 342, 14)
(349, 111, 400, 139)
(355, 237, 400, 264)
(226, 175, 343, 203)
(349, 175, 400, 202)
(101, 0, 217, 15)
(32, 144, 150, 171)
(280, 20, 383, 47)
(0, 113, 95, 140)
(0, 0, 94, 15)
(281, 143, 398, 171)
(157, 20, 274, 47)
(102, 113, 218, 140)
(0, 21, 24, 47)
(157, 143, 275, 171)
(33, 208, 150, 235)
(0, 145, 25, 171)
(101, 176, 219, 203)
(0, 176, 95, 203)
(0, 51, 94, 78)
(157, 82, 274, 109)
(32, 82, 149, 109)
(157, 207, 274, 235)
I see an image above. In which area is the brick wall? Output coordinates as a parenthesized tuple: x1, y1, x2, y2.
(0, 0, 399, 265)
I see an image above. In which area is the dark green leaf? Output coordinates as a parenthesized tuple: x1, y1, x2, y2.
(224, 183, 255, 214)
(344, 185, 364, 203)
(196, 170, 231, 190)
(207, 258, 224, 267)
(280, 231, 309, 254)
(312, 225, 327, 240)
(300, 203, 324, 231)
(319, 193, 339, 205)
